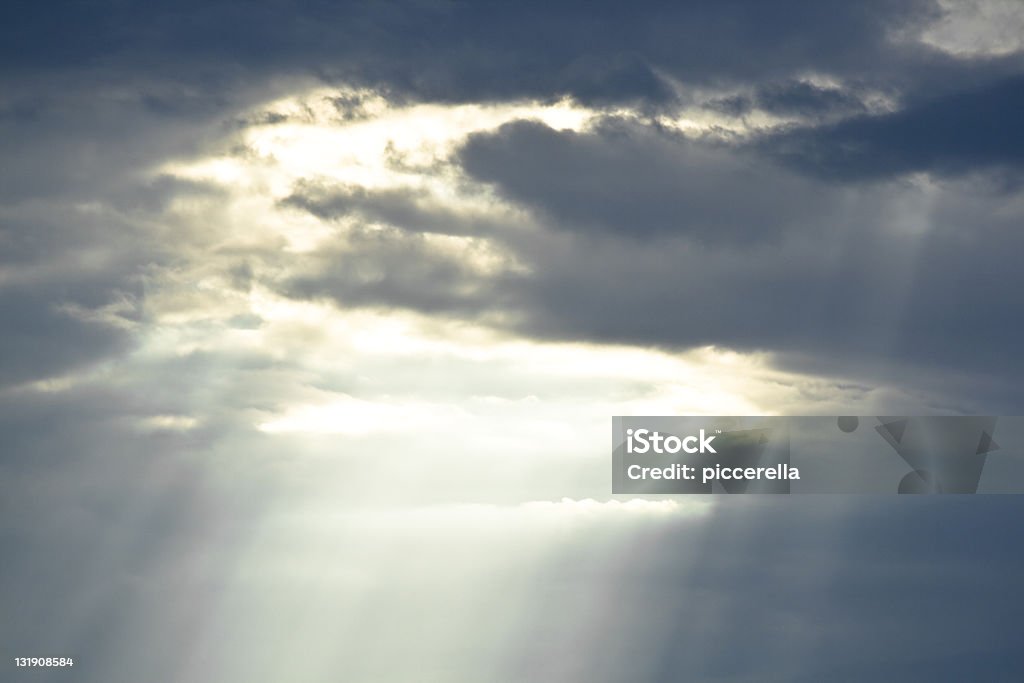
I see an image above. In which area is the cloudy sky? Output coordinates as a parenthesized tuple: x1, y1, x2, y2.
(3, 1, 1024, 681)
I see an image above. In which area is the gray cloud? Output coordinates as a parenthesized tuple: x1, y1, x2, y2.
(709, 79, 872, 118)
(0, 288, 132, 387)
(282, 226, 507, 316)
(0, 76, 257, 388)
(281, 181, 505, 237)
(760, 74, 1024, 180)
(273, 115, 1024, 411)
(270, 120, 1012, 410)
(497, 174, 1024, 393)
(458, 119, 841, 243)
(0, 0, 990, 106)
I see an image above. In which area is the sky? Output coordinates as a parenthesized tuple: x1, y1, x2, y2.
(2, 1, 1024, 681)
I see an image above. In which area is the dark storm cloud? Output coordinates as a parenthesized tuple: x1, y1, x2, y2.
(0, 0, 954, 105)
(458, 119, 840, 243)
(0, 76, 242, 201)
(762, 73, 1024, 180)
(498, 176, 1024, 383)
(709, 79, 871, 118)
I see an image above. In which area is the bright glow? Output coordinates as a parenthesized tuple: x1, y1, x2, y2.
(258, 393, 465, 435)
(129, 85, 900, 464)
(136, 414, 200, 432)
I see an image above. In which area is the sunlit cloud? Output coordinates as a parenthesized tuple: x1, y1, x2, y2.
(165, 88, 597, 196)
(916, 0, 1024, 56)
(257, 393, 466, 436)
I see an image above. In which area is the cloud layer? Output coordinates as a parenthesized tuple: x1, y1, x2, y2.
(4, 1, 1024, 681)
